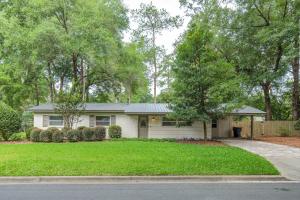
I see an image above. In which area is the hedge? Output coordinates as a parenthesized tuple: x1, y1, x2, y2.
(94, 126, 106, 141)
(30, 128, 42, 142)
(0, 102, 21, 141)
(108, 125, 122, 138)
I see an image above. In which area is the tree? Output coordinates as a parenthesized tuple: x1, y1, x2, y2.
(172, 20, 240, 141)
(118, 42, 149, 103)
(0, 0, 133, 109)
(54, 92, 85, 129)
(132, 2, 182, 103)
(0, 102, 21, 141)
(180, 0, 295, 121)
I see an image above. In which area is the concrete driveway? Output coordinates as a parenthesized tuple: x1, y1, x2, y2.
(222, 139, 300, 181)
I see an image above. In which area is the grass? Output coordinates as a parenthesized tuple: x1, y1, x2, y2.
(0, 141, 279, 176)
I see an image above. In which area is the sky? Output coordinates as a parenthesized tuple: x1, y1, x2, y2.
(123, 0, 190, 54)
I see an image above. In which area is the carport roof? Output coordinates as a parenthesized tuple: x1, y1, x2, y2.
(230, 106, 266, 115)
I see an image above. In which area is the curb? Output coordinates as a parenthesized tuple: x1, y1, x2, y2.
(0, 175, 289, 184)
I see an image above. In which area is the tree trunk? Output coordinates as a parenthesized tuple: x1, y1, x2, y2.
(292, 24, 300, 120)
(152, 29, 157, 103)
(262, 82, 272, 121)
(34, 81, 40, 106)
(72, 53, 78, 92)
(47, 63, 54, 102)
(60, 74, 65, 93)
(80, 58, 85, 101)
(203, 121, 207, 142)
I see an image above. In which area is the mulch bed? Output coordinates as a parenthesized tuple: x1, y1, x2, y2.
(177, 140, 225, 146)
(0, 141, 32, 144)
(256, 136, 300, 148)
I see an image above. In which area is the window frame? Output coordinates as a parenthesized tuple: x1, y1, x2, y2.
(96, 115, 111, 127)
(49, 115, 64, 127)
(161, 117, 192, 127)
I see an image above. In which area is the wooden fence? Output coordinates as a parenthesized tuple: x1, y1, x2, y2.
(231, 121, 300, 138)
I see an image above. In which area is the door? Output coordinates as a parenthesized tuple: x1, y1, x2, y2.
(138, 116, 148, 138)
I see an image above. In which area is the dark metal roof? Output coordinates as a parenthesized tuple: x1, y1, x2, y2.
(29, 103, 264, 115)
(124, 103, 172, 114)
(29, 103, 171, 114)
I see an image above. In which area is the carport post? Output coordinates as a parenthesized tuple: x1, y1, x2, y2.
(250, 115, 254, 140)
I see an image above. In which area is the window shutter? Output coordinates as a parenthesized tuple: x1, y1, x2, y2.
(111, 115, 116, 125)
(89, 115, 95, 127)
(43, 115, 49, 127)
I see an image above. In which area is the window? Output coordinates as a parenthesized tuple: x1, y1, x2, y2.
(96, 116, 110, 126)
(49, 116, 63, 126)
(162, 117, 192, 127)
(212, 119, 217, 128)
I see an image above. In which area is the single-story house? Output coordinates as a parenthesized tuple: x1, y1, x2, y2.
(29, 103, 265, 139)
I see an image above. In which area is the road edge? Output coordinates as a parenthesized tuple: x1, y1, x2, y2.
(0, 175, 289, 184)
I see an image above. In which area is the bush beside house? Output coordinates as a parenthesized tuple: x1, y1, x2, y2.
(0, 102, 21, 141)
(66, 129, 81, 142)
(108, 125, 122, 138)
(40, 129, 52, 142)
(94, 126, 106, 141)
(8, 132, 27, 141)
(82, 128, 95, 141)
(30, 128, 42, 142)
(28, 125, 123, 143)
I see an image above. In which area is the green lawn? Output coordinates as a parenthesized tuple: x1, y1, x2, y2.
(0, 141, 279, 176)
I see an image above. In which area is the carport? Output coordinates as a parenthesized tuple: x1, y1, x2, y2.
(212, 106, 266, 140)
(230, 106, 266, 140)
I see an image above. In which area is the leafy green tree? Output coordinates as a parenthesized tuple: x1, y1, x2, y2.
(172, 20, 241, 141)
(118, 42, 149, 103)
(0, 102, 21, 141)
(132, 2, 182, 103)
(55, 92, 85, 129)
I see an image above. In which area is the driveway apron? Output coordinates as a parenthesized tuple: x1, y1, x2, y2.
(222, 139, 300, 181)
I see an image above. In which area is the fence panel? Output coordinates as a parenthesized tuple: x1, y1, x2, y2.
(231, 121, 300, 138)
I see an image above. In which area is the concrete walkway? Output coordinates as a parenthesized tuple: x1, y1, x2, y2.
(222, 139, 300, 181)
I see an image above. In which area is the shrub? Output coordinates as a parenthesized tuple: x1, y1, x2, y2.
(278, 127, 291, 137)
(40, 129, 52, 142)
(82, 128, 95, 141)
(21, 111, 33, 132)
(77, 126, 87, 141)
(61, 127, 71, 137)
(294, 120, 300, 130)
(52, 129, 63, 143)
(108, 125, 122, 138)
(8, 132, 27, 141)
(30, 128, 42, 142)
(0, 102, 21, 141)
(25, 127, 32, 140)
(66, 129, 80, 142)
(94, 126, 106, 141)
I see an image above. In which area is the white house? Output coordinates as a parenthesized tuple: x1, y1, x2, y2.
(29, 103, 265, 139)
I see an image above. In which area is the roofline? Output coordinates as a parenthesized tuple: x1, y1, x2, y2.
(228, 113, 266, 116)
(32, 110, 125, 113)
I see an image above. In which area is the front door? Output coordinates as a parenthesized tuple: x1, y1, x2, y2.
(138, 116, 148, 138)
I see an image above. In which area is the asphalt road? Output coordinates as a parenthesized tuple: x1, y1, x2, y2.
(0, 182, 299, 200)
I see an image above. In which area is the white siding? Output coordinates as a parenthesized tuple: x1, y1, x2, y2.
(116, 114, 138, 138)
(148, 116, 212, 139)
(74, 115, 90, 128)
(33, 113, 211, 139)
(34, 114, 45, 129)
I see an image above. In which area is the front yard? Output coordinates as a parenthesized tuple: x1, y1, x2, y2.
(0, 141, 279, 176)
